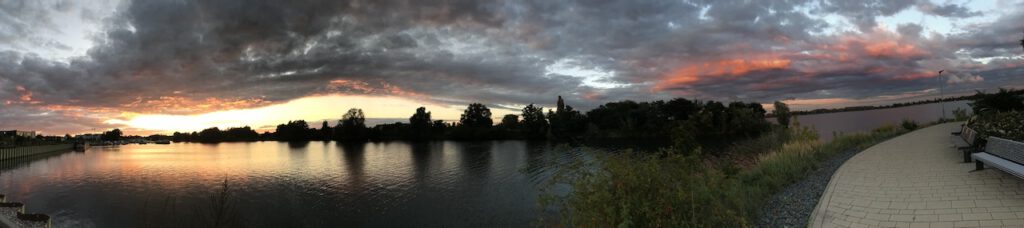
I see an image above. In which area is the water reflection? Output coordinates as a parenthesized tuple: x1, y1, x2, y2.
(338, 142, 366, 186)
(0, 140, 581, 227)
(286, 141, 310, 149)
(456, 142, 492, 178)
(408, 142, 434, 181)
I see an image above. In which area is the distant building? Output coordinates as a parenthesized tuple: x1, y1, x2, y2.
(0, 130, 36, 138)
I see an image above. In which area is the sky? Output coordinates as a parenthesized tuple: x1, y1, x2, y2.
(0, 0, 1022, 135)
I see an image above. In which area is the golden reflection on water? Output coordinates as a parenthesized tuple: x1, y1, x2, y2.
(0, 140, 569, 227)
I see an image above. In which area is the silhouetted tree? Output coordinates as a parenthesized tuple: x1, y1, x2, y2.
(585, 100, 673, 139)
(556, 96, 566, 112)
(520, 104, 548, 139)
(224, 126, 259, 141)
(198, 127, 224, 142)
(276, 120, 310, 142)
(664, 98, 700, 121)
(459, 103, 492, 128)
(319, 121, 332, 141)
(368, 122, 411, 140)
(101, 129, 123, 141)
(499, 114, 519, 129)
(773, 101, 792, 128)
(409, 107, 432, 139)
(431, 120, 448, 136)
(335, 108, 368, 141)
(548, 97, 587, 139)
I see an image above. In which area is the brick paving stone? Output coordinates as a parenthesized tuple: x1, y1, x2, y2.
(808, 122, 1024, 227)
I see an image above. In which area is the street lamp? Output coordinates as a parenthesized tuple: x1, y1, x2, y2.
(938, 70, 946, 120)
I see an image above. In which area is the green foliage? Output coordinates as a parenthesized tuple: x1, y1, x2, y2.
(969, 111, 1024, 141)
(773, 101, 791, 128)
(900, 119, 919, 131)
(544, 124, 907, 227)
(952, 107, 970, 121)
(970, 88, 1024, 115)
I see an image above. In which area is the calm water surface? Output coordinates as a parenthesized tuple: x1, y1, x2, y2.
(0, 141, 581, 227)
(790, 101, 971, 141)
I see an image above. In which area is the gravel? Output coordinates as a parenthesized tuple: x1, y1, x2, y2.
(755, 148, 863, 228)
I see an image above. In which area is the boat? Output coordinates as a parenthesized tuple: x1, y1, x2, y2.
(73, 142, 90, 152)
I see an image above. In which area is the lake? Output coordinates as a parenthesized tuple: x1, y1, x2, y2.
(0, 141, 583, 227)
(787, 101, 971, 141)
(0, 101, 972, 227)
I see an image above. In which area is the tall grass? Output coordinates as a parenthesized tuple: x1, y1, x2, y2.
(138, 179, 242, 228)
(542, 123, 909, 227)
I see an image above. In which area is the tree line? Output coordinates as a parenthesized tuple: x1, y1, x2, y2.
(168, 95, 791, 151)
(781, 88, 1024, 116)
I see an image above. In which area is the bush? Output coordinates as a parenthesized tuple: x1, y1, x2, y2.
(952, 107, 970, 121)
(970, 88, 1024, 115)
(543, 124, 907, 226)
(969, 111, 1024, 141)
(900, 119, 919, 131)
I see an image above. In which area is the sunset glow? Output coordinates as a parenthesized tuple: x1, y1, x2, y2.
(105, 95, 513, 135)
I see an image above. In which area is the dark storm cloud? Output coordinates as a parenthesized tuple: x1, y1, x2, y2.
(916, 1, 982, 18)
(0, 0, 1021, 133)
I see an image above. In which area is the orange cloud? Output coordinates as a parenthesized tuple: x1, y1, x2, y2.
(863, 40, 927, 59)
(327, 79, 424, 98)
(120, 96, 273, 114)
(5, 86, 42, 105)
(655, 57, 791, 90)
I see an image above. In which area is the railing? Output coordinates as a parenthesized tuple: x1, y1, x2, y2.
(0, 144, 73, 161)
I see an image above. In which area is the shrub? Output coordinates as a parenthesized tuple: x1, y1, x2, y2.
(969, 111, 1024, 141)
(543, 124, 907, 226)
(952, 107, 970, 121)
(970, 88, 1024, 115)
(900, 119, 919, 131)
(773, 101, 792, 128)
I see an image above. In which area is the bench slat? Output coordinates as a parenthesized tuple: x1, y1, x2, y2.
(951, 135, 970, 148)
(986, 137, 1024, 165)
(973, 153, 1024, 179)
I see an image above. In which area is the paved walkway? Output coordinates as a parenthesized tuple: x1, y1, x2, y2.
(809, 122, 1024, 228)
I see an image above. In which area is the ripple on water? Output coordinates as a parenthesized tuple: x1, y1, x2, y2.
(0, 141, 588, 227)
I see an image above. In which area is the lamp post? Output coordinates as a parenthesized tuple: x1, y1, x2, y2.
(938, 70, 946, 120)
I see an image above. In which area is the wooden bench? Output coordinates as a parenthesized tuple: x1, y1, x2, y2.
(951, 126, 979, 162)
(972, 137, 1024, 179)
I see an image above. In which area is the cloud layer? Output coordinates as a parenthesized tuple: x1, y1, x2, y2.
(0, 0, 1022, 134)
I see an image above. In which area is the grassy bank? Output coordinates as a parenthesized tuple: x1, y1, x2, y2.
(541, 122, 914, 227)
